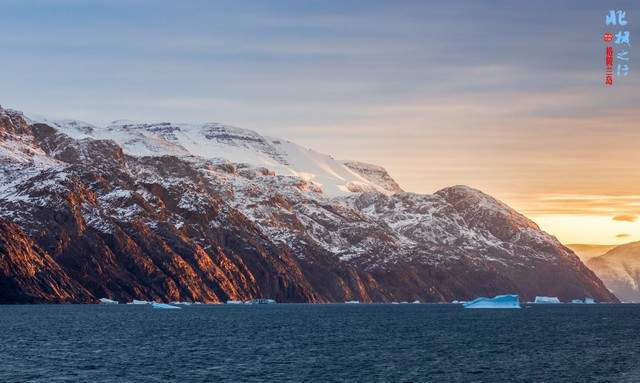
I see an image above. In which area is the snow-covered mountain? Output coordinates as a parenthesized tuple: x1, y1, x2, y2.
(585, 242, 640, 303)
(25, 115, 401, 197)
(567, 244, 618, 263)
(0, 105, 616, 303)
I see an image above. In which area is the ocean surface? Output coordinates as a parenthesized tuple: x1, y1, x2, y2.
(1, 304, 639, 382)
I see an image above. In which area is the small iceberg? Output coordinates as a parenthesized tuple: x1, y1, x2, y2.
(128, 299, 150, 305)
(533, 296, 561, 304)
(98, 298, 118, 304)
(244, 298, 276, 305)
(170, 301, 192, 305)
(571, 298, 596, 304)
(345, 300, 360, 304)
(226, 300, 244, 304)
(412, 300, 421, 304)
(463, 294, 521, 309)
(151, 302, 181, 310)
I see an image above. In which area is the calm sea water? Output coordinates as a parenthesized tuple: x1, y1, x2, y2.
(1, 304, 639, 382)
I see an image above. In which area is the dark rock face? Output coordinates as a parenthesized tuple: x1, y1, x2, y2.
(0, 106, 618, 303)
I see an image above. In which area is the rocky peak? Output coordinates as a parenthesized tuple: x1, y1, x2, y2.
(436, 185, 541, 242)
(0, 106, 31, 137)
(342, 161, 403, 194)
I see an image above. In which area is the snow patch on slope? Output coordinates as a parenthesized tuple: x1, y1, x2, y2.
(342, 160, 403, 194)
(22, 115, 402, 197)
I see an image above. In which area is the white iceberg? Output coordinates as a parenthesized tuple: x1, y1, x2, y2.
(412, 300, 421, 304)
(463, 294, 521, 309)
(571, 297, 596, 304)
(98, 298, 118, 304)
(226, 300, 244, 304)
(533, 296, 561, 304)
(345, 300, 360, 304)
(151, 302, 181, 309)
(244, 298, 276, 304)
(128, 299, 150, 305)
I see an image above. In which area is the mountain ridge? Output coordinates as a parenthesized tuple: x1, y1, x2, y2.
(0, 105, 617, 303)
(585, 241, 640, 303)
(567, 244, 618, 263)
(24, 113, 401, 197)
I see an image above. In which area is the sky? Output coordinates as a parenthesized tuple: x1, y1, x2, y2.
(0, 0, 638, 245)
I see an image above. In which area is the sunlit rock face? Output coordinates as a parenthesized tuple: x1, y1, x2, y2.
(0, 219, 92, 303)
(0, 106, 618, 303)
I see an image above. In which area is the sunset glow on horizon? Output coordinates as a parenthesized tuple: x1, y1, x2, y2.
(510, 193, 640, 245)
(531, 214, 640, 246)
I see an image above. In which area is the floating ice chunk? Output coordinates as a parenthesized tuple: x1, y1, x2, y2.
(463, 294, 521, 309)
(98, 298, 118, 304)
(244, 298, 276, 304)
(226, 300, 244, 304)
(412, 300, 421, 304)
(533, 296, 561, 304)
(345, 300, 360, 304)
(128, 299, 150, 305)
(570, 298, 596, 304)
(151, 302, 181, 309)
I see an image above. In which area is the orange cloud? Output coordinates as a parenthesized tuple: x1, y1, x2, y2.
(616, 234, 630, 238)
(613, 214, 638, 222)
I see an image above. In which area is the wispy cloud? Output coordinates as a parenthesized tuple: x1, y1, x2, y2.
(510, 194, 640, 217)
(613, 215, 638, 222)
